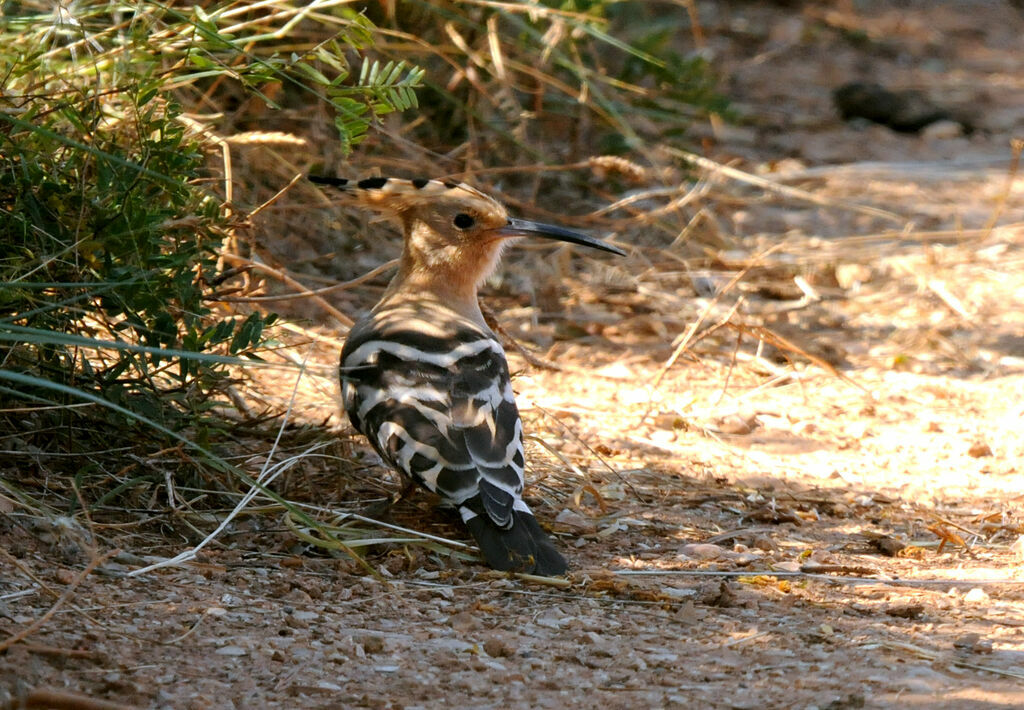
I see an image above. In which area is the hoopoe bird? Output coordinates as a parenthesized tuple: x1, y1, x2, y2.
(310, 175, 625, 576)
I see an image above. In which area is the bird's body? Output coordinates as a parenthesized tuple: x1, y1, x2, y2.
(312, 176, 624, 575)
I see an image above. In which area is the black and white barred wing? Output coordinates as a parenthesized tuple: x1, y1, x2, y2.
(340, 331, 525, 524)
(445, 340, 528, 527)
(340, 327, 566, 574)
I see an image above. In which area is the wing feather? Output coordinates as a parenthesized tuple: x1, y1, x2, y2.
(341, 323, 525, 528)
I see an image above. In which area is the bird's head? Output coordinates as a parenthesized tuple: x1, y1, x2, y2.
(309, 175, 624, 299)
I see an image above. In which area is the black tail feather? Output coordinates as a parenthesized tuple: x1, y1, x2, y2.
(464, 509, 568, 576)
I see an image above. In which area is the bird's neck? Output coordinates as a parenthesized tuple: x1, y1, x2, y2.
(381, 267, 485, 326)
(378, 239, 506, 328)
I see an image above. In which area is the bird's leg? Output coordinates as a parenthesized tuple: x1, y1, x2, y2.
(392, 478, 418, 506)
(360, 477, 419, 520)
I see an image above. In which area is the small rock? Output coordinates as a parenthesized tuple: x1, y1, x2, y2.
(649, 429, 676, 444)
(963, 588, 990, 604)
(675, 600, 706, 625)
(834, 263, 873, 290)
(284, 587, 313, 605)
(535, 613, 569, 629)
(553, 509, 593, 533)
(869, 536, 906, 557)
(830, 502, 852, 517)
(679, 543, 725, 560)
(357, 635, 385, 654)
(714, 125, 758, 145)
(215, 645, 247, 656)
(279, 556, 304, 569)
(748, 504, 802, 525)
(483, 638, 513, 658)
(734, 553, 762, 567)
(832, 81, 956, 133)
(716, 413, 758, 435)
(954, 632, 993, 654)
(595, 362, 632, 379)
(662, 587, 698, 600)
(1010, 536, 1024, 561)
(448, 611, 482, 631)
(921, 119, 964, 140)
(967, 441, 993, 458)
(284, 613, 310, 630)
(690, 271, 727, 297)
(886, 604, 924, 619)
(696, 581, 736, 608)
(791, 420, 818, 436)
(848, 421, 872, 440)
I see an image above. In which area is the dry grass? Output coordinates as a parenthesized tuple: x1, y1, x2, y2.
(4, 1, 1024, 706)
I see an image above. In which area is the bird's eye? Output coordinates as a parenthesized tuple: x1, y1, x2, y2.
(453, 213, 475, 229)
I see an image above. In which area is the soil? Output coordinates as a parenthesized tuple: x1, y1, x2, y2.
(3, 2, 1024, 708)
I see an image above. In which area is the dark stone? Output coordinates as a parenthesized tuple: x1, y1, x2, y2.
(832, 82, 967, 133)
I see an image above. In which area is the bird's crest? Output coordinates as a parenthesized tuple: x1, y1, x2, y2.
(308, 175, 504, 217)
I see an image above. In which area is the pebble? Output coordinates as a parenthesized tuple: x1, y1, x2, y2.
(1010, 536, 1024, 561)
(483, 638, 513, 658)
(215, 646, 247, 656)
(963, 588, 990, 604)
(921, 119, 964, 140)
(967, 441, 993, 458)
(679, 543, 726, 560)
(358, 635, 386, 654)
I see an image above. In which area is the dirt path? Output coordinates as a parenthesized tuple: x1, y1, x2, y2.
(3, 1, 1024, 708)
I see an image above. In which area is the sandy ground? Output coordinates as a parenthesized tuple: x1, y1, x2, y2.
(3, 1, 1024, 708)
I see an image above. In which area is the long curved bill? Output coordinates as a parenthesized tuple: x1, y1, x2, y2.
(495, 218, 626, 256)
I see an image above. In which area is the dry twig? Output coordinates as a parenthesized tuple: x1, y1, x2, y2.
(667, 147, 904, 222)
(217, 252, 355, 327)
(20, 688, 141, 710)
